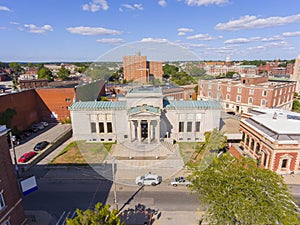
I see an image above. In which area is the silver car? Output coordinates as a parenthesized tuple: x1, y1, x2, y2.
(170, 177, 191, 187)
(135, 173, 162, 186)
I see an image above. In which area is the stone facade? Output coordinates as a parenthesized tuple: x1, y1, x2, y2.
(70, 86, 221, 144)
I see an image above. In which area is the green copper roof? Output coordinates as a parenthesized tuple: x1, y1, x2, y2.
(164, 100, 222, 110)
(69, 101, 126, 110)
(128, 104, 160, 115)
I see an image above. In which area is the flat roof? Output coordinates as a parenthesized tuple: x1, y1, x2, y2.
(69, 101, 126, 110)
(128, 86, 162, 94)
(164, 100, 222, 110)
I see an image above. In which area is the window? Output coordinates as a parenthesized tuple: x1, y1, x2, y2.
(208, 91, 212, 97)
(236, 95, 241, 102)
(2, 220, 10, 225)
(248, 97, 253, 104)
(179, 122, 184, 132)
(238, 87, 242, 93)
(262, 90, 267, 96)
(281, 159, 287, 168)
(107, 122, 112, 133)
(195, 122, 200, 132)
(0, 193, 5, 211)
(261, 99, 266, 106)
(227, 86, 231, 92)
(65, 98, 71, 102)
(208, 84, 212, 89)
(90, 122, 96, 133)
(187, 122, 192, 132)
(249, 89, 254, 95)
(226, 94, 230, 100)
(99, 122, 104, 133)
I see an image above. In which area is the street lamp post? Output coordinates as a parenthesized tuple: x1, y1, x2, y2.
(9, 131, 19, 178)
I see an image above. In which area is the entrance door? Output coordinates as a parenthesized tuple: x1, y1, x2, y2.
(141, 121, 148, 139)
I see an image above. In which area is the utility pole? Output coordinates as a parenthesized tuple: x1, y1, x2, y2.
(112, 157, 118, 210)
(9, 131, 19, 178)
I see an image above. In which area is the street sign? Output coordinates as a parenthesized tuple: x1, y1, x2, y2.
(20, 176, 38, 196)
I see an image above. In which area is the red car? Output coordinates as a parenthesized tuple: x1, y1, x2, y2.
(18, 151, 36, 163)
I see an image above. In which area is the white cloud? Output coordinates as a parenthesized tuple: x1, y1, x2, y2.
(282, 31, 300, 37)
(119, 3, 143, 12)
(140, 38, 169, 43)
(215, 14, 300, 31)
(177, 27, 193, 36)
(261, 35, 284, 42)
(186, 33, 214, 40)
(184, 0, 229, 6)
(23, 24, 54, 34)
(224, 37, 261, 44)
(66, 26, 122, 35)
(158, 0, 167, 7)
(96, 38, 124, 44)
(82, 0, 109, 12)
(0, 6, 11, 11)
(10, 21, 20, 25)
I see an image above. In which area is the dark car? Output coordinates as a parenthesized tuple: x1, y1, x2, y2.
(18, 151, 36, 163)
(33, 141, 49, 151)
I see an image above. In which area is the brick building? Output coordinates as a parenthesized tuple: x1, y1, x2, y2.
(290, 54, 300, 93)
(239, 108, 300, 175)
(0, 125, 26, 225)
(123, 52, 163, 83)
(198, 75, 296, 113)
(0, 80, 105, 131)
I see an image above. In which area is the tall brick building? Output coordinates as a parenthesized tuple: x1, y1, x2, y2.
(0, 125, 26, 225)
(198, 75, 296, 113)
(291, 54, 300, 93)
(123, 52, 163, 83)
(240, 108, 300, 175)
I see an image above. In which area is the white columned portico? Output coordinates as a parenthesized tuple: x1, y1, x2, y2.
(148, 120, 151, 143)
(156, 119, 160, 142)
(137, 120, 141, 142)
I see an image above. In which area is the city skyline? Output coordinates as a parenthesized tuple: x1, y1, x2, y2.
(0, 0, 300, 62)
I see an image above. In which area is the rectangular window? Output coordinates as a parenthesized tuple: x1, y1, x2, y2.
(195, 122, 200, 132)
(236, 95, 241, 102)
(227, 86, 231, 92)
(281, 159, 287, 168)
(90, 122, 96, 133)
(187, 122, 192, 132)
(248, 97, 253, 104)
(262, 90, 267, 96)
(107, 122, 112, 133)
(249, 89, 254, 95)
(179, 122, 184, 132)
(226, 94, 230, 100)
(0, 193, 5, 211)
(238, 87, 242, 93)
(99, 122, 104, 133)
(65, 98, 71, 102)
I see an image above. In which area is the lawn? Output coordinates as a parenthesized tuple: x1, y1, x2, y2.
(51, 141, 114, 164)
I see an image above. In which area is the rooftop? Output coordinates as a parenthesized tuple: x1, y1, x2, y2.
(69, 101, 126, 110)
(164, 100, 222, 110)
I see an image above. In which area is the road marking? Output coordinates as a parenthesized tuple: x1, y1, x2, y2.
(56, 211, 65, 225)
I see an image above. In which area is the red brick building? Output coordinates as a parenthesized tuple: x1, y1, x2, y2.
(198, 75, 296, 113)
(123, 52, 163, 83)
(0, 80, 105, 131)
(0, 126, 26, 225)
(239, 108, 300, 175)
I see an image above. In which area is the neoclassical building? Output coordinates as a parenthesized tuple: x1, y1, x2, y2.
(240, 108, 300, 174)
(69, 86, 221, 144)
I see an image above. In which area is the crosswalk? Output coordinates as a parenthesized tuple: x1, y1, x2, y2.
(56, 210, 77, 225)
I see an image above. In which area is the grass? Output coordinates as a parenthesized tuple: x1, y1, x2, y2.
(178, 142, 205, 165)
(50, 141, 115, 164)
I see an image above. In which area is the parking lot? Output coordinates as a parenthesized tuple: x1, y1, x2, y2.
(10, 123, 71, 166)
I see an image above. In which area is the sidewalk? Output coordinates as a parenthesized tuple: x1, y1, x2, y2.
(283, 174, 300, 185)
(25, 210, 53, 225)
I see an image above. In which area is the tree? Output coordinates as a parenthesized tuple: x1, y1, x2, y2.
(38, 67, 53, 81)
(204, 128, 227, 152)
(57, 67, 70, 81)
(188, 154, 299, 225)
(66, 203, 124, 225)
(292, 99, 300, 112)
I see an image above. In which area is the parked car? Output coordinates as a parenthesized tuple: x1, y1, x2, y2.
(170, 177, 191, 187)
(18, 151, 36, 163)
(40, 121, 48, 127)
(135, 173, 162, 186)
(32, 123, 44, 130)
(33, 141, 49, 151)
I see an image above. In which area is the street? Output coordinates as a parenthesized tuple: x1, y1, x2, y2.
(22, 166, 199, 224)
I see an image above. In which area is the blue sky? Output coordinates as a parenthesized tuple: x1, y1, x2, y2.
(0, 0, 300, 62)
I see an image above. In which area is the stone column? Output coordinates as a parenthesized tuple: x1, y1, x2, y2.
(156, 119, 160, 142)
(129, 120, 133, 142)
(148, 120, 151, 143)
(137, 120, 141, 142)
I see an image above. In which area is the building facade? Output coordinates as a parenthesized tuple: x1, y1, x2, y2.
(198, 75, 296, 113)
(240, 108, 300, 175)
(0, 126, 26, 225)
(123, 52, 163, 83)
(290, 54, 300, 93)
(70, 86, 221, 143)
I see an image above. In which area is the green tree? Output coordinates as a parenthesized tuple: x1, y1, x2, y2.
(9, 62, 22, 73)
(66, 203, 124, 225)
(57, 67, 70, 81)
(163, 64, 179, 76)
(38, 67, 53, 81)
(188, 154, 299, 225)
(204, 128, 227, 152)
(292, 99, 300, 112)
